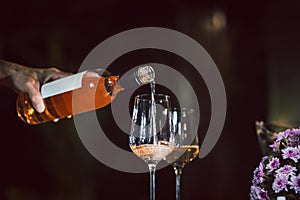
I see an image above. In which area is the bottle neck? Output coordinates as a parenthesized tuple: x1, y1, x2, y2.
(117, 72, 140, 90)
(117, 65, 155, 89)
(104, 76, 123, 96)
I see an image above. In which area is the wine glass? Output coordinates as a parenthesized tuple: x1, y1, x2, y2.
(129, 94, 175, 200)
(165, 108, 199, 200)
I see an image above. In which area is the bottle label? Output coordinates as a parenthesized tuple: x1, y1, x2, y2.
(41, 71, 87, 98)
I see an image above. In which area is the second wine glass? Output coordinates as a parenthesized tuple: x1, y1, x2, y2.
(165, 108, 199, 200)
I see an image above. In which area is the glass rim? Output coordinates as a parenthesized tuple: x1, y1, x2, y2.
(172, 107, 195, 113)
(134, 93, 170, 101)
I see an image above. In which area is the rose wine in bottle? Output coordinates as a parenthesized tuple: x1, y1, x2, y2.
(16, 66, 155, 125)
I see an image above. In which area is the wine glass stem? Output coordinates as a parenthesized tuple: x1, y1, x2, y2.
(174, 166, 183, 200)
(149, 164, 156, 200)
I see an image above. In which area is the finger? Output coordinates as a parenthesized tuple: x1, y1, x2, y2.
(47, 72, 72, 81)
(25, 79, 45, 113)
(42, 68, 73, 83)
(31, 93, 45, 113)
(84, 71, 101, 77)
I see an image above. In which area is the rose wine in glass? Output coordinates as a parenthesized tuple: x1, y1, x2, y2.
(129, 94, 174, 200)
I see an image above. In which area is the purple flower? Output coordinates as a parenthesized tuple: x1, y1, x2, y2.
(261, 156, 268, 163)
(253, 157, 268, 185)
(272, 174, 289, 193)
(281, 146, 300, 163)
(250, 185, 270, 200)
(290, 128, 300, 137)
(253, 165, 264, 185)
(266, 157, 280, 173)
(288, 131, 300, 146)
(288, 129, 297, 137)
(289, 174, 300, 194)
(275, 165, 297, 177)
(289, 136, 300, 143)
(276, 129, 290, 141)
(269, 141, 280, 152)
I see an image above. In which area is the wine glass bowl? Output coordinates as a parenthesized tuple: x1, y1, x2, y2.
(129, 94, 175, 200)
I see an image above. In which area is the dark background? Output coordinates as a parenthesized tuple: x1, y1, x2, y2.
(1, 0, 300, 199)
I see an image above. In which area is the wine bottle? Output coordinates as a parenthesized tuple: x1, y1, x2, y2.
(16, 66, 155, 125)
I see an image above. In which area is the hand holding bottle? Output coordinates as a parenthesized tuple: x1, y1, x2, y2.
(0, 59, 71, 113)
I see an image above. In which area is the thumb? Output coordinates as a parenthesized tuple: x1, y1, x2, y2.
(30, 93, 45, 113)
(26, 82, 45, 113)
